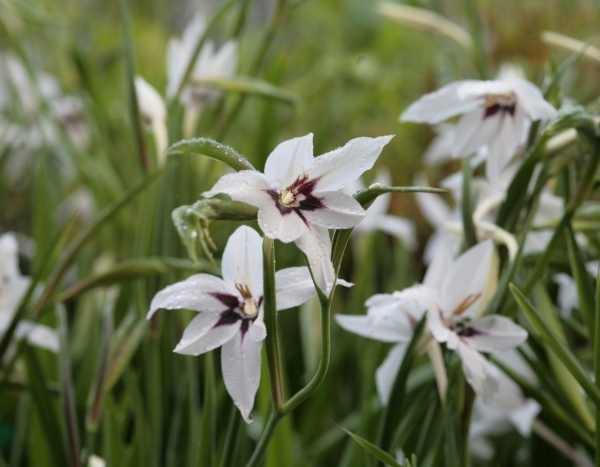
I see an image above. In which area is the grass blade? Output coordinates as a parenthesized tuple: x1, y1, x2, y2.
(192, 77, 298, 106)
(510, 283, 600, 405)
(343, 428, 404, 467)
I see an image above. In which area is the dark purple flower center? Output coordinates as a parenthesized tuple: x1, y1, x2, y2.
(483, 93, 517, 119)
(266, 175, 324, 225)
(210, 284, 263, 338)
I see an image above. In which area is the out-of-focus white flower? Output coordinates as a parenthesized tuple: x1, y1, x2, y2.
(402, 78, 557, 180)
(425, 241, 528, 406)
(0, 233, 58, 353)
(88, 455, 106, 467)
(470, 350, 541, 458)
(205, 133, 393, 293)
(554, 261, 600, 317)
(350, 169, 416, 249)
(148, 226, 317, 422)
(134, 76, 168, 161)
(166, 13, 238, 129)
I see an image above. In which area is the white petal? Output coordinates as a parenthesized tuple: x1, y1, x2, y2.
(16, 321, 59, 352)
(509, 399, 541, 436)
(204, 171, 273, 208)
(451, 110, 490, 158)
(275, 267, 316, 311)
(511, 79, 558, 120)
(415, 189, 453, 228)
(371, 215, 416, 249)
(424, 124, 456, 164)
(336, 313, 407, 343)
(440, 240, 497, 318)
(147, 274, 234, 318)
(295, 227, 334, 293)
(264, 134, 314, 186)
(221, 332, 262, 423)
(423, 244, 454, 290)
(427, 308, 453, 345)
(135, 76, 166, 123)
(221, 226, 263, 297)
(401, 81, 483, 124)
(457, 342, 499, 403)
(174, 312, 240, 355)
(375, 343, 406, 405)
(463, 315, 528, 353)
(307, 136, 394, 192)
(554, 273, 578, 316)
(304, 191, 365, 229)
(257, 201, 308, 243)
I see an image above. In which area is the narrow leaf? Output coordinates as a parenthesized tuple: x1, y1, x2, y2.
(193, 77, 298, 105)
(343, 428, 404, 467)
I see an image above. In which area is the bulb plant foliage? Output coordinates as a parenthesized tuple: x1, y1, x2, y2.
(1, 2, 600, 467)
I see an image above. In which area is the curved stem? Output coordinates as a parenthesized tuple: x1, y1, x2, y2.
(244, 411, 281, 467)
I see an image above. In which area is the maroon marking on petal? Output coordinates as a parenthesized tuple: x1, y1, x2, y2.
(214, 309, 241, 327)
(298, 194, 324, 211)
(266, 189, 293, 215)
(484, 103, 516, 119)
(458, 327, 482, 338)
(240, 320, 250, 338)
(210, 293, 240, 310)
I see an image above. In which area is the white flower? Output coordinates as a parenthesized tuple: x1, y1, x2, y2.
(335, 245, 445, 404)
(134, 77, 168, 160)
(554, 261, 600, 317)
(350, 169, 416, 249)
(402, 78, 557, 179)
(204, 133, 394, 292)
(426, 240, 528, 406)
(0, 234, 58, 354)
(166, 13, 238, 107)
(147, 226, 316, 422)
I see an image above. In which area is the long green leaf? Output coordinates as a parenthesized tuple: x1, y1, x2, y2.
(343, 429, 404, 467)
(24, 348, 69, 467)
(510, 283, 600, 405)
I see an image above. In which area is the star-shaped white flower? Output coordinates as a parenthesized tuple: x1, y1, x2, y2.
(147, 226, 317, 422)
(204, 133, 394, 293)
(426, 240, 528, 405)
(0, 233, 58, 354)
(402, 78, 557, 179)
(135, 77, 168, 159)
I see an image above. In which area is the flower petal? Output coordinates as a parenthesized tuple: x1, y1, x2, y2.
(303, 191, 365, 229)
(257, 201, 308, 243)
(308, 135, 394, 192)
(134, 76, 166, 123)
(221, 331, 262, 423)
(509, 399, 541, 436)
(264, 134, 314, 186)
(440, 240, 497, 318)
(511, 79, 558, 121)
(15, 321, 59, 352)
(174, 312, 240, 355)
(463, 315, 528, 353)
(401, 81, 483, 124)
(375, 343, 406, 405)
(295, 227, 334, 293)
(456, 341, 499, 404)
(275, 267, 316, 311)
(221, 226, 263, 297)
(204, 170, 273, 208)
(147, 274, 234, 318)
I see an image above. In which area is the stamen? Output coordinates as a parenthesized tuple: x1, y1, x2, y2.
(483, 92, 517, 118)
(235, 283, 258, 318)
(452, 293, 481, 316)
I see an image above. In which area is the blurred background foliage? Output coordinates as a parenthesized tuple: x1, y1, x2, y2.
(1, 0, 600, 466)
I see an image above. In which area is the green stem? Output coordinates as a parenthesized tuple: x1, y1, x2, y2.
(262, 238, 286, 410)
(460, 160, 477, 249)
(244, 411, 281, 467)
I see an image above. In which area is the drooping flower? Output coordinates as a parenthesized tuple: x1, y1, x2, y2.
(554, 261, 600, 318)
(426, 240, 528, 405)
(402, 77, 557, 179)
(204, 133, 394, 293)
(147, 226, 317, 422)
(349, 169, 416, 249)
(0, 233, 58, 354)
